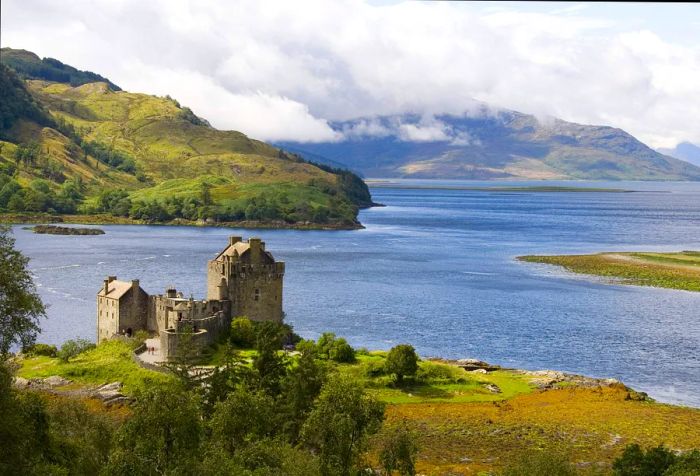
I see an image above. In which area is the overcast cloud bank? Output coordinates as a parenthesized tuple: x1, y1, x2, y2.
(2, 0, 699, 147)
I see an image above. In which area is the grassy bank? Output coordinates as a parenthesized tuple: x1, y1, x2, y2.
(0, 212, 364, 230)
(519, 251, 700, 292)
(16, 342, 700, 474)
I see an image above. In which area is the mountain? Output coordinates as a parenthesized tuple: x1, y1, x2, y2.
(279, 110, 700, 181)
(1, 48, 121, 91)
(0, 51, 373, 228)
(658, 142, 700, 167)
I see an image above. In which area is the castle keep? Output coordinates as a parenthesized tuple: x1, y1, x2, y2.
(97, 237, 284, 359)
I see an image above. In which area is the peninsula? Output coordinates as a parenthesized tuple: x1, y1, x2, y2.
(519, 251, 700, 292)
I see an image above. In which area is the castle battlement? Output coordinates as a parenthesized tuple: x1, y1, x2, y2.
(96, 236, 284, 360)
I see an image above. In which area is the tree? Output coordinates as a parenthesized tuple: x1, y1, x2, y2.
(252, 321, 287, 396)
(385, 344, 418, 384)
(379, 421, 419, 476)
(230, 316, 255, 348)
(279, 343, 327, 441)
(613, 444, 677, 476)
(105, 383, 202, 475)
(302, 375, 385, 476)
(0, 226, 45, 356)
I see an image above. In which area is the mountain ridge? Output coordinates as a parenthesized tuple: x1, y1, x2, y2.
(280, 110, 700, 181)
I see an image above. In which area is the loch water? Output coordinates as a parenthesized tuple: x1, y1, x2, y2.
(12, 180, 700, 406)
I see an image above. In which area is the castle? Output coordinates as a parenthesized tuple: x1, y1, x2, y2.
(97, 236, 285, 360)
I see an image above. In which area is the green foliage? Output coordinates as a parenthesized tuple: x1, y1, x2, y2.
(209, 386, 276, 454)
(57, 338, 96, 362)
(0, 64, 52, 136)
(230, 316, 256, 348)
(80, 140, 136, 173)
(302, 375, 386, 476)
(665, 450, 700, 476)
(106, 383, 202, 475)
(0, 226, 45, 355)
(613, 444, 678, 476)
(378, 421, 419, 476)
(25, 343, 58, 357)
(252, 322, 288, 396)
(316, 332, 357, 363)
(0, 361, 116, 475)
(385, 344, 419, 384)
(1, 48, 121, 90)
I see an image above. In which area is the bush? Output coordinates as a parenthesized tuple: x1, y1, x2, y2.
(25, 343, 58, 357)
(379, 422, 419, 476)
(315, 332, 356, 363)
(613, 444, 678, 476)
(57, 338, 96, 362)
(230, 316, 256, 348)
(385, 344, 419, 384)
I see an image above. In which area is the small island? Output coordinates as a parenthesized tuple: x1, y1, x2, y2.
(519, 251, 700, 292)
(30, 224, 105, 235)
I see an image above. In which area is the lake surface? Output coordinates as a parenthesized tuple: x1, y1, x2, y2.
(12, 180, 700, 407)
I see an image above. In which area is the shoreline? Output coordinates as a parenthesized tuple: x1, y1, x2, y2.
(1, 213, 366, 231)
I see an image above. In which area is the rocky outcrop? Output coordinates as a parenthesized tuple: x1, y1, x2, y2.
(31, 225, 105, 235)
(93, 382, 131, 406)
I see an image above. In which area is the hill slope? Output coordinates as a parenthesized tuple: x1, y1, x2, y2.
(0, 55, 372, 228)
(658, 142, 700, 167)
(280, 111, 700, 180)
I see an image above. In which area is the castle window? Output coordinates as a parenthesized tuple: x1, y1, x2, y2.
(254, 289, 260, 301)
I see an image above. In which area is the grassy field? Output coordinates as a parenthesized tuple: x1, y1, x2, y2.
(519, 251, 700, 292)
(16, 343, 700, 474)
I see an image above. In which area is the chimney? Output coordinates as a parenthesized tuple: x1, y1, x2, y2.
(131, 279, 139, 290)
(249, 237, 261, 264)
(103, 279, 109, 295)
(229, 236, 242, 246)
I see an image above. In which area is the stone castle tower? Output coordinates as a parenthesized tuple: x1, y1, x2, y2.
(97, 236, 284, 359)
(206, 236, 285, 322)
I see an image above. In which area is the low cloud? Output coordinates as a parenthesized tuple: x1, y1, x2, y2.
(2, 0, 699, 147)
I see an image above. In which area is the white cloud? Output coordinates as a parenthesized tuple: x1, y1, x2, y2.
(1, 0, 699, 147)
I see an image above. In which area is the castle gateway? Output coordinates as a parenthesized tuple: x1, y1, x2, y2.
(97, 236, 285, 359)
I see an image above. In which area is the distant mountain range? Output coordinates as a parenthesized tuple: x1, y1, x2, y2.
(658, 142, 700, 167)
(279, 111, 700, 181)
(0, 48, 372, 228)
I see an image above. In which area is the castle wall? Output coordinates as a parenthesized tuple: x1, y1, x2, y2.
(230, 262, 284, 322)
(97, 297, 119, 342)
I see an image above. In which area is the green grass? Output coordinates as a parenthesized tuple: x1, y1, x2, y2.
(17, 340, 173, 394)
(519, 251, 700, 292)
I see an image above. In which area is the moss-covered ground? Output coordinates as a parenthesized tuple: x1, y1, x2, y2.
(519, 251, 700, 292)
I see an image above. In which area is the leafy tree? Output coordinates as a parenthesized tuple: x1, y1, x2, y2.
(279, 343, 328, 441)
(208, 387, 276, 455)
(252, 322, 288, 396)
(316, 332, 356, 363)
(230, 316, 256, 348)
(302, 375, 385, 476)
(202, 344, 251, 417)
(665, 450, 700, 476)
(56, 338, 95, 362)
(385, 344, 419, 384)
(105, 383, 202, 475)
(0, 226, 45, 356)
(613, 444, 677, 476)
(379, 421, 419, 476)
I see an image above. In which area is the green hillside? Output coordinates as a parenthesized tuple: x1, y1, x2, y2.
(0, 48, 121, 91)
(0, 56, 373, 229)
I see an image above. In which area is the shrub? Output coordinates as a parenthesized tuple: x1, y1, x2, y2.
(315, 332, 356, 363)
(385, 344, 419, 384)
(613, 444, 677, 476)
(57, 338, 95, 362)
(230, 317, 256, 348)
(25, 343, 57, 357)
(379, 422, 419, 476)
(328, 338, 355, 363)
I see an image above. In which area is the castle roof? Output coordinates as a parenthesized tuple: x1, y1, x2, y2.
(97, 280, 133, 299)
(213, 239, 276, 264)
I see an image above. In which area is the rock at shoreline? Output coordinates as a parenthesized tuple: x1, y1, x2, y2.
(32, 224, 105, 235)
